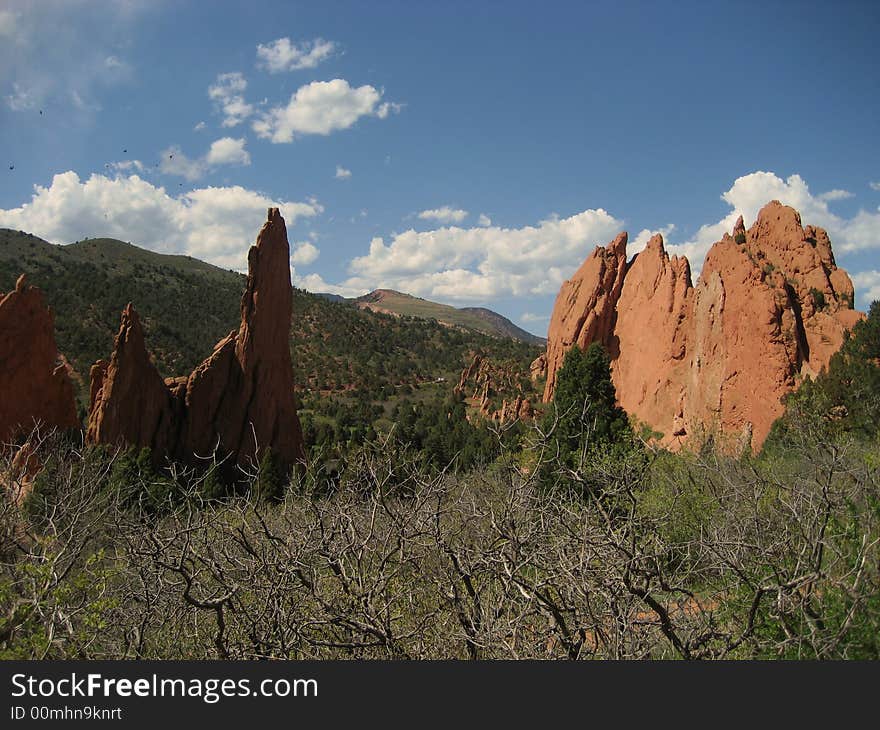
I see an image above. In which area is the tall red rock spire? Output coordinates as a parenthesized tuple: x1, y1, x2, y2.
(87, 208, 305, 473)
(0, 275, 78, 443)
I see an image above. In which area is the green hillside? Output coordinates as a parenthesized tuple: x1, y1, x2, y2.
(0, 229, 541, 415)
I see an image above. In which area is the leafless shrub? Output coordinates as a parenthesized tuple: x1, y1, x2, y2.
(1, 423, 877, 659)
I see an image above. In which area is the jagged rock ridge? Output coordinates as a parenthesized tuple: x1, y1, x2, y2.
(540, 201, 863, 451)
(0, 275, 78, 443)
(454, 352, 533, 422)
(87, 208, 306, 473)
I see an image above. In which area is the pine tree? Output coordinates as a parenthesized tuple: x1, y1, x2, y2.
(254, 447, 286, 503)
(541, 343, 632, 489)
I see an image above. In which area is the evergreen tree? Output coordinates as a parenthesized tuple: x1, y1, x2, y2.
(541, 342, 632, 489)
(766, 300, 880, 449)
(254, 447, 286, 503)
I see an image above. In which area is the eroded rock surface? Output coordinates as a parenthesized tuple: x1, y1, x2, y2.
(541, 202, 863, 450)
(87, 208, 305, 473)
(0, 275, 78, 443)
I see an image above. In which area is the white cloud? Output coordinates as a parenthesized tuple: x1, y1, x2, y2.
(205, 137, 251, 166)
(477, 214, 492, 227)
(664, 172, 880, 280)
(818, 189, 854, 202)
(208, 72, 254, 128)
(330, 208, 623, 302)
(418, 207, 469, 224)
(870, 182, 880, 192)
(292, 271, 368, 299)
(297, 170, 880, 306)
(256, 37, 337, 73)
(0, 171, 322, 271)
(335, 165, 352, 180)
(252, 79, 397, 143)
(851, 271, 880, 305)
(107, 159, 145, 174)
(376, 101, 405, 118)
(629, 224, 677, 259)
(194, 121, 206, 132)
(520, 312, 550, 323)
(291, 241, 320, 266)
(159, 138, 251, 180)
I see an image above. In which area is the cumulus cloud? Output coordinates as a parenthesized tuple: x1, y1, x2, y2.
(205, 137, 251, 166)
(193, 121, 206, 132)
(335, 165, 352, 180)
(851, 271, 880, 305)
(870, 182, 880, 192)
(477, 214, 492, 227)
(296, 170, 880, 306)
(657, 172, 880, 281)
(256, 37, 337, 73)
(0, 171, 322, 271)
(107, 159, 145, 174)
(159, 138, 251, 180)
(326, 208, 623, 302)
(418, 207, 469, 224)
(291, 241, 320, 266)
(208, 72, 254, 128)
(252, 79, 398, 143)
(291, 271, 368, 299)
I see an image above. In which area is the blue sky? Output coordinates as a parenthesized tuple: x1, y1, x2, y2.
(1, 0, 879, 335)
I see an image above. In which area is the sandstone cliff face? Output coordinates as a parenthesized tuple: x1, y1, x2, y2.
(542, 232, 628, 401)
(86, 305, 179, 457)
(613, 234, 693, 440)
(541, 201, 863, 451)
(87, 208, 305, 473)
(0, 275, 78, 443)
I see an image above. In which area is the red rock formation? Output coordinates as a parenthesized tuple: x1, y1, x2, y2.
(496, 395, 534, 423)
(683, 201, 860, 448)
(86, 305, 179, 458)
(454, 352, 535, 422)
(529, 352, 547, 382)
(0, 275, 78, 443)
(541, 202, 864, 451)
(87, 208, 306, 474)
(613, 234, 693, 443)
(542, 232, 628, 401)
